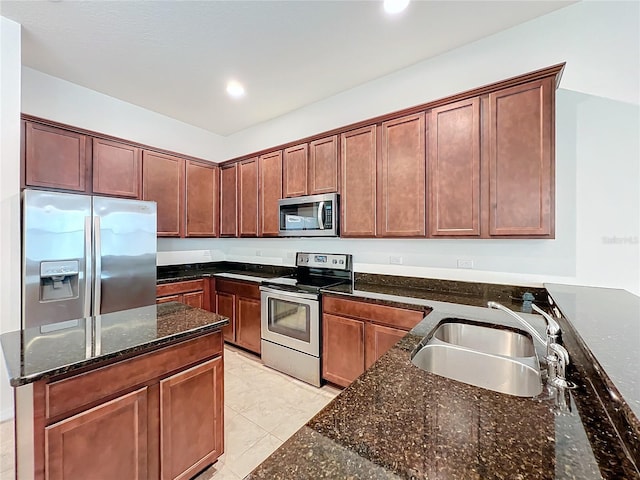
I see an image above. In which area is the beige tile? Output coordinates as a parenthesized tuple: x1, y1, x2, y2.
(226, 434, 282, 479)
(0, 419, 15, 479)
(224, 413, 269, 457)
(194, 458, 241, 480)
(269, 408, 315, 442)
(239, 395, 301, 433)
(320, 384, 343, 398)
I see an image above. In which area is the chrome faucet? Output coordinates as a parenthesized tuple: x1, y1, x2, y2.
(487, 301, 569, 386)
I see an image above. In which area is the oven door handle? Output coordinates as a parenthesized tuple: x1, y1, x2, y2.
(260, 286, 319, 301)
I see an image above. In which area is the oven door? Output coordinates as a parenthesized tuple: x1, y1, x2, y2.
(260, 286, 320, 357)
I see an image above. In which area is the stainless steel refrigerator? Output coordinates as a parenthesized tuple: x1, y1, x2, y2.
(22, 189, 157, 329)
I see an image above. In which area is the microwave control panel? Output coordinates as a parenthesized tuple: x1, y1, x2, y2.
(296, 253, 351, 270)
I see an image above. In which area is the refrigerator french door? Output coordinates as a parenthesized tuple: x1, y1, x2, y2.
(22, 189, 157, 329)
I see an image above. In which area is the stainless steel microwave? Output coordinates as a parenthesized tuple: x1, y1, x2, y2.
(278, 193, 339, 237)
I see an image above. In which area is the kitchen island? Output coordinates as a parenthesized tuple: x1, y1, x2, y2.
(0, 302, 228, 480)
(247, 289, 640, 479)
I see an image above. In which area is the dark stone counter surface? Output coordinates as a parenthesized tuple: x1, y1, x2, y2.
(1, 302, 228, 387)
(156, 261, 294, 284)
(248, 294, 640, 479)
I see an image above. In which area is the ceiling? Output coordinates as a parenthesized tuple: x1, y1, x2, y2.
(1, 1, 574, 137)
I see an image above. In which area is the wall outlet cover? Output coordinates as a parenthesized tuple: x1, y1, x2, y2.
(457, 259, 474, 269)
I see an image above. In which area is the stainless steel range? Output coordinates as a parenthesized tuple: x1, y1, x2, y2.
(260, 252, 353, 387)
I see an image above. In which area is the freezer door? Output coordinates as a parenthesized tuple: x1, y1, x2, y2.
(93, 196, 157, 315)
(22, 190, 92, 329)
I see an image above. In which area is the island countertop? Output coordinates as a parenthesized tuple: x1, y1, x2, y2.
(0, 302, 229, 387)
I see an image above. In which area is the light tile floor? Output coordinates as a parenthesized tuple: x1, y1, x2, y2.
(0, 345, 340, 480)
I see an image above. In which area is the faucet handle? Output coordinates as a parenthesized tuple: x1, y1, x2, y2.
(532, 303, 561, 337)
(548, 343, 575, 389)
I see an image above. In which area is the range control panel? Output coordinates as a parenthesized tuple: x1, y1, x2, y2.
(296, 253, 351, 270)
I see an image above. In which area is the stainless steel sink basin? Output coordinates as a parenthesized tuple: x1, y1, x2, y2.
(411, 319, 543, 397)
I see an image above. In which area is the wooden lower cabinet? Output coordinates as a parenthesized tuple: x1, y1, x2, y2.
(214, 279, 261, 355)
(322, 295, 428, 387)
(156, 280, 209, 311)
(160, 357, 223, 480)
(322, 313, 365, 388)
(45, 387, 149, 480)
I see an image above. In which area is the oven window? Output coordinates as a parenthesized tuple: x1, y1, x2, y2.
(268, 298, 311, 342)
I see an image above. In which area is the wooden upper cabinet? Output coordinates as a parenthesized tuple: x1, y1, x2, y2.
(308, 135, 338, 195)
(186, 161, 219, 237)
(283, 143, 308, 198)
(340, 125, 377, 237)
(487, 78, 554, 237)
(92, 138, 141, 198)
(428, 98, 480, 237)
(24, 121, 89, 192)
(219, 164, 238, 237)
(239, 158, 259, 237)
(142, 151, 185, 237)
(258, 151, 283, 237)
(378, 113, 426, 237)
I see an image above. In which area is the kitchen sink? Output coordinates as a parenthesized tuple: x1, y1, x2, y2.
(411, 319, 543, 397)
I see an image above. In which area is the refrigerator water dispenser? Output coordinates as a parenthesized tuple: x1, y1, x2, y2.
(40, 260, 79, 301)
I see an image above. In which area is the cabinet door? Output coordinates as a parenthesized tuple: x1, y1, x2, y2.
(379, 113, 426, 237)
(239, 158, 258, 237)
(428, 98, 480, 236)
(309, 135, 338, 195)
(92, 138, 141, 198)
(142, 151, 185, 237)
(322, 313, 365, 388)
(259, 151, 283, 237)
(157, 294, 182, 304)
(236, 296, 261, 354)
(183, 291, 204, 309)
(160, 357, 223, 480)
(283, 143, 308, 198)
(186, 161, 219, 237)
(364, 323, 407, 369)
(216, 291, 236, 343)
(46, 387, 148, 480)
(24, 122, 89, 192)
(340, 125, 377, 237)
(219, 164, 238, 237)
(487, 78, 554, 236)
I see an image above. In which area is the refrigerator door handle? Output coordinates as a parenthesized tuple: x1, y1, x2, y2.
(84, 216, 92, 318)
(93, 216, 102, 315)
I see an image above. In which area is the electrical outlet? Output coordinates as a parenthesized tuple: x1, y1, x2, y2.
(255, 250, 262, 256)
(457, 259, 474, 269)
(389, 255, 403, 265)
(286, 251, 295, 259)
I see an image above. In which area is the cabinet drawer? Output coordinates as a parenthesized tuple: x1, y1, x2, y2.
(322, 296, 425, 330)
(156, 279, 205, 297)
(46, 331, 223, 421)
(215, 279, 260, 300)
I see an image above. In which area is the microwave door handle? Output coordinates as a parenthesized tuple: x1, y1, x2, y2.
(317, 201, 325, 229)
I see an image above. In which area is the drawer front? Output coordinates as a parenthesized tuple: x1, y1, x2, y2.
(46, 331, 223, 421)
(156, 279, 205, 297)
(215, 279, 260, 300)
(322, 295, 425, 330)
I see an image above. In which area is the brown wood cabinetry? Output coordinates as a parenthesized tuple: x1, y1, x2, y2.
(220, 164, 238, 237)
(22, 332, 224, 480)
(24, 121, 89, 192)
(486, 78, 554, 237)
(283, 143, 308, 198)
(92, 138, 142, 198)
(142, 151, 185, 237)
(258, 151, 283, 236)
(160, 357, 223, 480)
(340, 125, 377, 237)
(239, 158, 259, 237)
(378, 113, 426, 237)
(428, 98, 480, 236)
(45, 387, 148, 480)
(214, 279, 261, 354)
(186, 161, 219, 237)
(156, 280, 210, 311)
(309, 135, 339, 195)
(322, 295, 427, 387)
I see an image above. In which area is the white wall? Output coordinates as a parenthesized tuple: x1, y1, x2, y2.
(21, 68, 225, 162)
(162, 0, 636, 295)
(0, 16, 22, 421)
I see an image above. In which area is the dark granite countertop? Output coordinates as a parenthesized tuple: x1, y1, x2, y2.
(0, 302, 228, 387)
(156, 261, 294, 284)
(248, 300, 640, 479)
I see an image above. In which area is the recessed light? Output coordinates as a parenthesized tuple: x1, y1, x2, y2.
(383, 0, 410, 15)
(226, 80, 245, 99)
